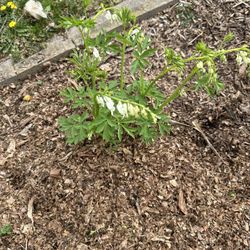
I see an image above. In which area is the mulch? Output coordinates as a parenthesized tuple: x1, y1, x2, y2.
(0, 0, 249, 249)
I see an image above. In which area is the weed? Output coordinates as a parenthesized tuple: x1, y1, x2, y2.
(0, 224, 12, 237)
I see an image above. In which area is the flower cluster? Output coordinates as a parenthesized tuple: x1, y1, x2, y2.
(0, 1, 17, 11)
(236, 51, 250, 66)
(96, 95, 159, 123)
(0, 1, 17, 28)
(105, 10, 119, 23)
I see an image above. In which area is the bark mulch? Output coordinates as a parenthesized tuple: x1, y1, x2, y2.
(0, 0, 249, 249)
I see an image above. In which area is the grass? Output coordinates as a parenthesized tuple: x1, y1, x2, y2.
(0, 0, 121, 61)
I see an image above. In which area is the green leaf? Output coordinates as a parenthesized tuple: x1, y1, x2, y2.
(58, 113, 89, 144)
(121, 124, 135, 138)
(117, 125, 123, 142)
(223, 32, 235, 43)
(131, 60, 139, 75)
(141, 48, 156, 58)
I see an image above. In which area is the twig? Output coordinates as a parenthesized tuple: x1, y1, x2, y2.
(169, 119, 191, 127)
(192, 120, 224, 162)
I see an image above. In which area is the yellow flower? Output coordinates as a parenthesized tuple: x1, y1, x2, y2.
(0, 5, 7, 11)
(7, 2, 17, 9)
(9, 20, 16, 28)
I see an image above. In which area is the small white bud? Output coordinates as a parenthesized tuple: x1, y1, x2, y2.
(93, 47, 101, 61)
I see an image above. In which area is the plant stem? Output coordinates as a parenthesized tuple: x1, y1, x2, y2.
(158, 67, 198, 111)
(120, 41, 126, 90)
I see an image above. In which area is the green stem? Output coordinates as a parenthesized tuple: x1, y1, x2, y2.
(120, 41, 126, 90)
(158, 67, 199, 111)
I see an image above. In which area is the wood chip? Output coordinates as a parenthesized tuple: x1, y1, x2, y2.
(27, 196, 35, 225)
(50, 168, 61, 178)
(178, 189, 187, 215)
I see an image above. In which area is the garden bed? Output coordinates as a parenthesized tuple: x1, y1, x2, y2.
(0, 0, 250, 249)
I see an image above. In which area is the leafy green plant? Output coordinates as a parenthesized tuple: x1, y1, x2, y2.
(59, 4, 250, 144)
(0, 224, 12, 237)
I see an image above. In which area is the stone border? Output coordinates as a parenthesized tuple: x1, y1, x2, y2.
(0, 0, 178, 85)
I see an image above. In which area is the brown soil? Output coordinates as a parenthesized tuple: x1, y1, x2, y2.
(0, 1, 249, 249)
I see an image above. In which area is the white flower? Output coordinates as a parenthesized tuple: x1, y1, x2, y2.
(116, 101, 128, 118)
(96, 96, 105, 107)
(103, 96, 115, 115)
(236, 51, 250, 66)
(140, 108, 148, 118)
(151, 113, 158, 124)
(127, 103, 140, 117)
(131, 28, 140, 37)
(93, 47, 101, 61)
(24, 0, 47, 20)
(129, 28, 140, 41)
(105, 11, 119, 23)
(105, 11, 112, 20)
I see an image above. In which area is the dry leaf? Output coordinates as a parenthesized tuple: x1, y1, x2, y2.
(27, 196, 35, 225)
(178, 189, 187, 215)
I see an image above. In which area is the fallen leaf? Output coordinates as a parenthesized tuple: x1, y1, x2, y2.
(178, 189, 187, 215)
(27, 196, 35, 225)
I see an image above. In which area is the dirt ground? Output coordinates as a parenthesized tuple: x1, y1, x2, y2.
(0, 0, 249, 249)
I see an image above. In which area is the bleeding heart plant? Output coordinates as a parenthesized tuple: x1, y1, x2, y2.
(59, 2, 250, 144)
